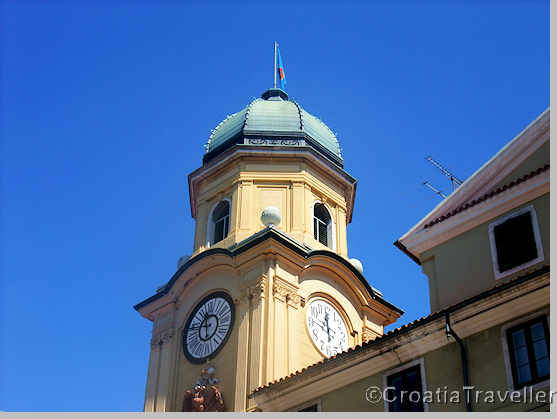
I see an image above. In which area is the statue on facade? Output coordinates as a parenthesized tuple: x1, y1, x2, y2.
(182, 366, 225, 412)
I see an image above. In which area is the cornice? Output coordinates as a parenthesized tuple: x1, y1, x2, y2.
(134, 227, 402, 318)
(187, 147, 357, 222)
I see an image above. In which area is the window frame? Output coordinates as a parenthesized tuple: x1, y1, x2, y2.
(501, 310, 550, 391)
(382, 357, 428, 412)
(312, 201, 336, 251)
(488, 204, 544, 280)
(205, 198, 231, 247)
(289, 399, 322, 412)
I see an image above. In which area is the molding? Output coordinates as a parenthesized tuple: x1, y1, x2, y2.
(135, 228, 401, 318)
(487, 204, 545, 280)
(188, 147, 357, 222)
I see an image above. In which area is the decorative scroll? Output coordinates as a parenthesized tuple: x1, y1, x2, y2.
(246, 138, 303, 146)
(272, 278, 301, 308)
(362, 327, 378, 343)
(240, 275, 267, 302)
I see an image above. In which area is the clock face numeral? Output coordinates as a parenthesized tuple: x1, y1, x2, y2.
(182, 292, 235, 364)
(306, 299, 348, 358)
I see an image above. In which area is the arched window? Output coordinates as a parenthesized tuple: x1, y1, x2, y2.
(209, 200, 230, 245)
(314, 203, 332, 248)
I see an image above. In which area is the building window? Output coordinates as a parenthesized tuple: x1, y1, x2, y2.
(290, 400, 321, 412)
(386, 364, 425, 412)
(208, 200, 230, 245)
(506, 316, 550, 389)
(314, 203, 332, 248)
(488, 205, 544, 279)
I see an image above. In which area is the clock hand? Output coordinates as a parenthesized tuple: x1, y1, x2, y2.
(200, 315, 210, 339)
(325, 313, 331, 342)
(312, 318, 328, 332)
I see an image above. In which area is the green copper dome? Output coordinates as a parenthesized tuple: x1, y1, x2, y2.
(203, 89, 343, 167)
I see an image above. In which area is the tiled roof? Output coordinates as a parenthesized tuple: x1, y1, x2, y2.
(251, 265, 549, 394)
(423, 164, 549, 229)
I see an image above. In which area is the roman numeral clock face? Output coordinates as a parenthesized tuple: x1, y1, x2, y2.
(182, 292, 235, 364)
(306, 299, 349, 357)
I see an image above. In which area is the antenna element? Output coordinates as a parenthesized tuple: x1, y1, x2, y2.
(426, 156, 463, 191)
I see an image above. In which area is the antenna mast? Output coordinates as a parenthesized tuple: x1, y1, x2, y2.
(426, 156, 463, 191)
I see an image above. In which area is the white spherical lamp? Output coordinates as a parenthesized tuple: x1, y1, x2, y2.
(349, 258, 364, 274)
(261, 206, 281, 227)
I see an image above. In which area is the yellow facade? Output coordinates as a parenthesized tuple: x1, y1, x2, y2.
(136, 143, 401, 412)
(188, 150, 355, 257)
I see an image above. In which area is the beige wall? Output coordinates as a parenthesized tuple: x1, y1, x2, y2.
(141, 237, 397, 411)
(493, 141, 549, 190)
(190, 155, 354, 258)
(421, 194, 549, 312)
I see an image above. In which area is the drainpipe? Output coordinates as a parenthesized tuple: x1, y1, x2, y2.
(445, 312, 472, 412)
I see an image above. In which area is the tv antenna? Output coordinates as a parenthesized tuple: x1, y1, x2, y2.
(423, 181, 447, 198)
(425, 156, 463, 191)
(423, 156, 463, 199)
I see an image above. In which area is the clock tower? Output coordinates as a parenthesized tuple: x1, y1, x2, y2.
(134, 88, 403, 412)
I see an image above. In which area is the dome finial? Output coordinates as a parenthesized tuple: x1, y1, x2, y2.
(261, 88, 288, 101)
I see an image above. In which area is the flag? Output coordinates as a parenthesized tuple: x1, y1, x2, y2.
(276, 46, 287, 91)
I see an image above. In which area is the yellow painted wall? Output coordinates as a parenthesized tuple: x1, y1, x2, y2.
(190, 156, 354, 258)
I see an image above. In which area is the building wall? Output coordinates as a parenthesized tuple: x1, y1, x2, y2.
(190, 156, 353, 258)
(141, 238, 393, 411)
(493, 140, 549, 190)
(421, 193, 549, 312)
(316, 308, 550, 412)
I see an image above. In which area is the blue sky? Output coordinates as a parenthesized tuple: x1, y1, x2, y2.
(1, 0, 549, 412)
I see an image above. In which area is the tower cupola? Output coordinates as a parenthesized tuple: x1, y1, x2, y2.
(204, 89, 343, 167)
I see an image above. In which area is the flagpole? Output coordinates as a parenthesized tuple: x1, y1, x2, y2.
(273, 41, 277, 89)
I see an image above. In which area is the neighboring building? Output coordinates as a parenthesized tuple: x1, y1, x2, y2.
(134, 89, 550, 411)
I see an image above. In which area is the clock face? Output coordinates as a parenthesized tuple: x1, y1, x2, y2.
(182, 292, 235, 364)
(306, 299, 348, 357)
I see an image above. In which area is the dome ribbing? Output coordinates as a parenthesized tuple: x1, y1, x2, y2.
(204, 89, 343, 167)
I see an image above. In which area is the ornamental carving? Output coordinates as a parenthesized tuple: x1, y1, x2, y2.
(272, 279, 301, 308)
(247, 138, 303, 146)
(286, 293, 302, 308)
(240, 275, 267, 302)
(150, 328, 175, 348)
(182, 367, 225, 412)
(362, 328, 377, 343)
